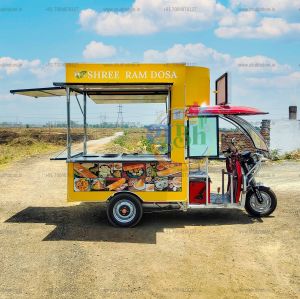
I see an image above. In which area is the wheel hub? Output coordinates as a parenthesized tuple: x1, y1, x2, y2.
(113, 199, 137, 224)
(120, 206, 130, 216)
(249, 191, 272, 213)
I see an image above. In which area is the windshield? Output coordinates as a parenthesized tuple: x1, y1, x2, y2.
(225, 115, 269, 152)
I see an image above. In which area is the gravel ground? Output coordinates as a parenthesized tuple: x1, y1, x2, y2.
(0, 153, 299, 298)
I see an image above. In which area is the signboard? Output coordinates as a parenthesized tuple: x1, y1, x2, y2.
(66, 63, 186, 83)
(215, 73, 228, 105)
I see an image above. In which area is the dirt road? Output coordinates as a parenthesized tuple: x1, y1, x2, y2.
(0, 150, 299, 298)
(73, 131, 123, 153)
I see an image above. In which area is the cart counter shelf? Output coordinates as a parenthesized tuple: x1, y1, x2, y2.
(67, 153, 172, 163)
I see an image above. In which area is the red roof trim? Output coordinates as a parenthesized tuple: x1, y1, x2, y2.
(187, 105, 268, 116)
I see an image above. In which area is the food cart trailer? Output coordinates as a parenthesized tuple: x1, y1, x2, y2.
(10, 63, 277, 227)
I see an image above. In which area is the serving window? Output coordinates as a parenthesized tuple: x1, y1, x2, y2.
(85, 84, 172, 157)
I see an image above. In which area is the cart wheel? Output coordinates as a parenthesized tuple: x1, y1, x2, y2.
(245, 186, 277, 217)
(107, 193, 143, 227)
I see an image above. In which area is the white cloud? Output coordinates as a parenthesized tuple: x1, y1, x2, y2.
(0, 57, 40, 75)
(143, 42, 290, 75)
(218, 11, 257, 26)
(246, 71, 300, 88)
(79, 8, 97, 27)
(234, 55, 291, 73)
(79, 0, 228, 36)
(144, 43, 232, 68)
(79, 8, 157, 35)
(230, 0, 300, 15)
(78, 0, 300, 39)
(29, 58, 64, 80)
(82, 41, 117, 59)
(216, 16, 300, 38)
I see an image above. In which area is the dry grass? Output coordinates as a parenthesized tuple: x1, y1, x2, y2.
(270, 148, 300, 161)
(0, 143, 61, 169)
(105, 128, 168, 154)
(0, 127, 119, 168)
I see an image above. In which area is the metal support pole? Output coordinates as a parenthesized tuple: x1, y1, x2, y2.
(205, 157, 208, 205)
(222, 169, 225, 198)
(83, 92, 87, 155)
(66, 87, 71, 159)
(230, 174, 233, 204)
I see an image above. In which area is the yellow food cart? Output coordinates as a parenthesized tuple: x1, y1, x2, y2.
(11, 63, 277, 226)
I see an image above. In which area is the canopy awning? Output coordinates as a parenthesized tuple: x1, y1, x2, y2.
(10, 83, 172, 104)
(10, 87, 78, 98)
(187, 105, 268, 116)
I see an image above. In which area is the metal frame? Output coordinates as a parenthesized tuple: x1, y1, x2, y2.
(83, 92, 87, 155)
(66, 87, 71, 159)
(64, 83, 172, 161)
(66, 87, 88, 160)
(224, 115, 269, 153)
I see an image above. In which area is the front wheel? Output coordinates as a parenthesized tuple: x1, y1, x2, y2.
(107, 193, 143, 227)
(245, 186, 277, 217)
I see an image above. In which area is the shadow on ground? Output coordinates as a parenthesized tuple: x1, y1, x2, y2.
(5, 203, 259, 244)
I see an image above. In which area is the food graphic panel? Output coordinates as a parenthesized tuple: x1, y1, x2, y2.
(73, 162, 182, 192)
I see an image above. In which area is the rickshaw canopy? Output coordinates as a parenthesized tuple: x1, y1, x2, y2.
(187, 105, 267, 116)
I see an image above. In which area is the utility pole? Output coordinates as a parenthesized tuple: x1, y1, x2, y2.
(116, 104, 124, 127)
(99, 113, 107, 127)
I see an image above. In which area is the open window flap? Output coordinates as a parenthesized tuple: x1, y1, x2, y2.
(11, 83, 172, 103)
(55, 82, 172, 104)
(10, 87, 78, 98)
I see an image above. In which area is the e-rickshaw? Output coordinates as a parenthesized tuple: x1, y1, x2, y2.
(10, 63, 277, 227)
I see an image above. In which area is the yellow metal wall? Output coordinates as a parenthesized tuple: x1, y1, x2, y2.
(66, 63, 210, 203)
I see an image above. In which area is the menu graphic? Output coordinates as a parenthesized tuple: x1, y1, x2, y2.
(73, 162, 182, 192)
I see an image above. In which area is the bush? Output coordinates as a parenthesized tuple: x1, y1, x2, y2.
(270, 148, 300, 161)
(270, 149, 281, 161)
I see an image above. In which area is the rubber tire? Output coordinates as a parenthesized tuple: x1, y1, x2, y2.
(245, 186, 277, 217)
(107, 193, 143, 227)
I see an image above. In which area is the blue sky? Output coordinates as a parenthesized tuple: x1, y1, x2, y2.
(0, 0, 300, 124)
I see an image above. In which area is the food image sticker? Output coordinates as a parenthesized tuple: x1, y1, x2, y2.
(123, 163, 145, 178)
(145, 184, 155, 192)
(113, 163, 122, 171)
(74, 178, 90, 192)
(98, 163, 113, 178)
(85, 163, 99, 176)
(146, 163, 157, 177)
(106, 178, 128, 191)
(145, 176, 154, 184)
(132, 178, 146, 191)
(74, 163, 98, 179)
(168, 176, 182, 191)
(90, 178, 105, 191)
(154, 177, 168, 191)
(156, 163, 182, 177)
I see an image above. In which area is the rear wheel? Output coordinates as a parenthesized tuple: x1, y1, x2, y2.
(245, 186, 277, 217)
(107, 193, 143, 227)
